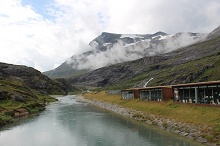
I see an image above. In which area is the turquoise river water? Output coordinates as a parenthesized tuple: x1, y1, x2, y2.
(0, 95, 204, 146)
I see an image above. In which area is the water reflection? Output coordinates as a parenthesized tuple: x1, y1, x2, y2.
(0, 95, 203, 146)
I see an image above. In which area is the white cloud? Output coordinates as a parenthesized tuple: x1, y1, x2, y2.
(0, 0, 220, 72)
(204, 1, 220, 31)
(0, 0, 102, 71)
(67, 32, 206, 70)
(104, 0, 220, 34)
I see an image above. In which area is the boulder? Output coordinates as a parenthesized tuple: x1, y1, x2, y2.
(14, 108, 29, 118)
(11, 94, 25, 102)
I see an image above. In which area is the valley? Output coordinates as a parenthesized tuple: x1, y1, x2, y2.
(44, 31, 206, 79)
(1, 25, 220, 146)
(2, 1, 220, 146)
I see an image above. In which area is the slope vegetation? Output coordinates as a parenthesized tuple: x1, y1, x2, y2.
(0, 62, 67, 126)
(69, 33, 220, 89)
(44, 31, 205, 78)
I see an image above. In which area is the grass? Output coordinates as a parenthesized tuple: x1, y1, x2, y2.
(83, 91, 220, 134)
(0, 78, 58, 127)
(113, 54, 220, 89)
(68, 91, 82, 95)
(0, 94, 57, 127)
(104, 37, 220, 89)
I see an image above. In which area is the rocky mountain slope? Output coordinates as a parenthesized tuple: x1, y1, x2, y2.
(44, 31, 206, 78)
(0, 63, 67, 95)
(207, 25, 220, 40)
(68, 25, 220, 89)
(0, 62, 69, 126)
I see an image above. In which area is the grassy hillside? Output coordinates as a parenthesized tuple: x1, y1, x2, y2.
(124, 36, 220, 88)
(0, 78, 57, 126)
(69, 36, 220, 90)
(43, 61, 90, 78)
(120, 53, 220, 89)
(0, 62, 69, 127)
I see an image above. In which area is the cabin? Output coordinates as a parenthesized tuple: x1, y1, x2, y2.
(121, 88, 140, 99)
(139, 86, 173, 101)
(121, 86, 173, 101)
(172, 81, 220, 105)
(121, 81, 220, 106)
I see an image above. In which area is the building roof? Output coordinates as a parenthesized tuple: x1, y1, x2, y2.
(172, 81, 220, 87)
(122, 81, 220, 91)
(121, 86, 172, 91)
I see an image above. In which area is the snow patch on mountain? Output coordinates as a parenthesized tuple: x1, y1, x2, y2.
(65, 32, 207, 71)
(159, 34, 174, 40)
(120, 34, 144, 39)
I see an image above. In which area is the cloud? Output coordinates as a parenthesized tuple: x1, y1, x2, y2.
(104, 0, 220, 34)
(0, 0, 102, 71)
(204, 1, 220, 31)
(0, 0, 220, 72)
(67, 32, 206, 70)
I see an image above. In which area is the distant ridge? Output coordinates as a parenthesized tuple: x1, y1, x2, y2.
(207, 25, 220, 39)
(67, 25, 220, 89)
(44, 31, 205, 78)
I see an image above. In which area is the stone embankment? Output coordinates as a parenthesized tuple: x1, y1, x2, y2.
(76, 96, 218, 146)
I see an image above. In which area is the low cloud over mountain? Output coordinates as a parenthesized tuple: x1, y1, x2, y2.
(44, 31, 206, 78)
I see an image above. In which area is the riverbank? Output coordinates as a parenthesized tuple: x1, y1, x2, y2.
(0, 95, 58, 128)
(79, 91, 220, 146)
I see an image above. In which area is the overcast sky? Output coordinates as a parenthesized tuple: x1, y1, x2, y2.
(0, 0, 220, 72)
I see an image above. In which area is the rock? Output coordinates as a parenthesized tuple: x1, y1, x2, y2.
(190, 132, 200, 138)
(0, 62, 69, 95)
(206, 143, 217, 146)
(173, 130, 180, 134)
(38, 102, 46, 107)
(14, 108, 29, 118)
(0, 91, 8, 100)
(186, 135, 194, 140)
(84, 97, 219, 146)
(196, 137, 207, 143)
(11, 94, 25, 102)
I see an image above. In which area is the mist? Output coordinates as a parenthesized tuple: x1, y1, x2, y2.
(66, 32, 207, 70)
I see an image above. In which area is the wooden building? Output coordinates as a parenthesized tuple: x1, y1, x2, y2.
(139, 86, 173, 101)
(121, 88, 140, 99)
(172, 81, 220, 105)
(121, 86, 173, 101)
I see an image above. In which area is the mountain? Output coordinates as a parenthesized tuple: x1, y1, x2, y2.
(0, 62, 67, 95)
(0, 62, 69, 126)
(68, 26, 220, 89)
(206, 25, 220, 40)
(43, 31, 206, 78)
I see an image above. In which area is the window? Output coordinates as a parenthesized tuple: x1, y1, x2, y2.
(189, 88, 196, 103)
(140, 90, 150, 100)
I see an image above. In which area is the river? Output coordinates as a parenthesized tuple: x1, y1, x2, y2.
(0, 95, 203, 146)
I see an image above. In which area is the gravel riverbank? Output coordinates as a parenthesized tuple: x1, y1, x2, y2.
(75, 95, 218, 146)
